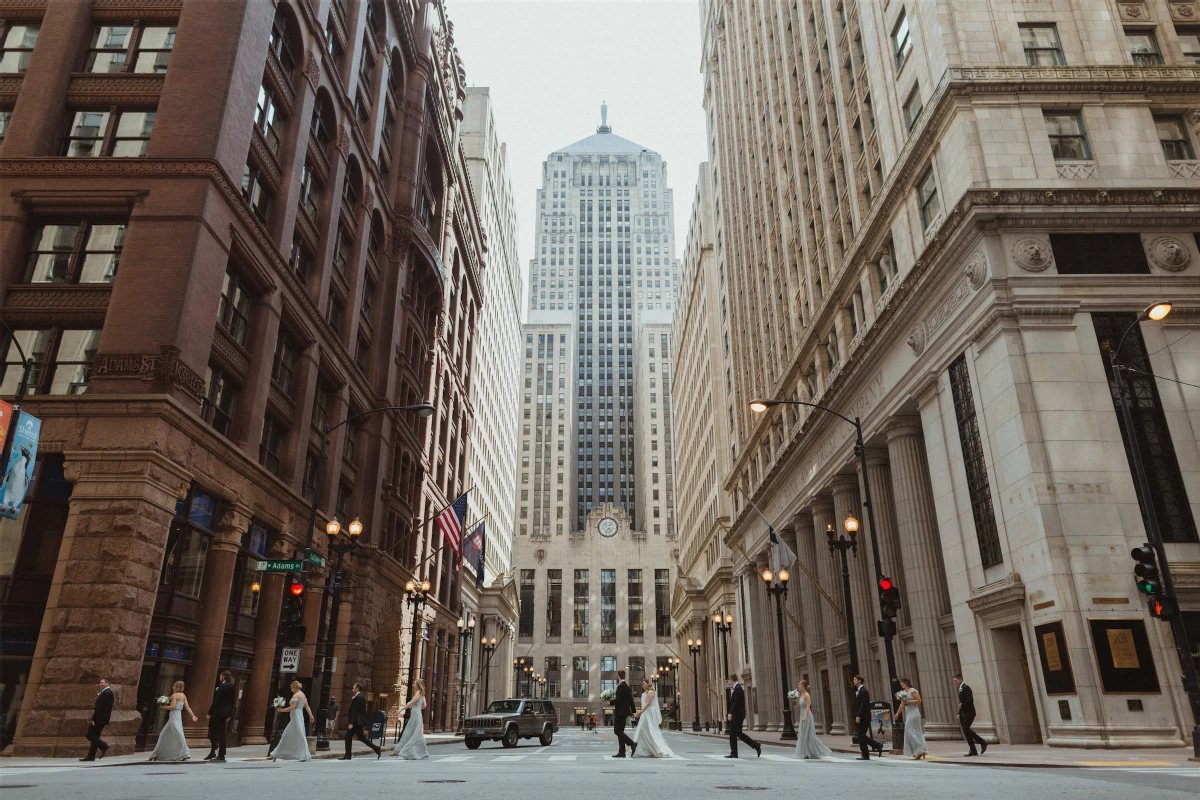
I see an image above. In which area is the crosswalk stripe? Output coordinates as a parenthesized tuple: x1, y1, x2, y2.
(762, 754, 793, 761)
(548, 755, 577, 761)
(435, 755, 474, 762)
(491, 755, 527, 762)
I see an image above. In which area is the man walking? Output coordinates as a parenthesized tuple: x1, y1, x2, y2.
(326, 696, 339, 739)
(81, 677, 114, 761)
(205, 670, 235, 762)
(725, 674, 761, 758)
(852, 675, 883, 760)
(340, 683, 381, 759)
(954, 674, 988, 756)
(611, 670, 637, 757)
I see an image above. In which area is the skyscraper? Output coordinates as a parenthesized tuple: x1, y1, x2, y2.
(510, 109, 680, 721)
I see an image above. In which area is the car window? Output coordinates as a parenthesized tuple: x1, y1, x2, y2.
(485, 700, 522, 714)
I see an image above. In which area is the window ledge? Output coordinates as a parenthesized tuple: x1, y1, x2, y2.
(1167, 160, 1200, 177)
(1055, 160, 1098, 179)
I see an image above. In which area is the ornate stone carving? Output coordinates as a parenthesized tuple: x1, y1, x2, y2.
(66, 74, 165, 106)
(907, 322, 926, 356)
(1118, 2, 1150, 20)
(1171, 2, 1199, 21)
(1147, 235, 1192, 271)
(363, 185, 375, 211)
(1056, 161, 1098, 179)
(964, 250, 988, 289)
(336, 126, 350, 160)
(304, 51, 320, 90)
(92, 345, 205, 401)
(1011, 237, 1053, 272)
(1167, 160, 1200, 178)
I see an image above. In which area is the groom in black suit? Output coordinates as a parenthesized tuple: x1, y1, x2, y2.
(340, 683, 382, 759)
(205, 670, 236, 762)
(611, 670, 637, 757)
(725, 674, 761, 758)
(852, 675, 883, 759)
(81, 678, 113, 761)
(954, 674, 988, 756)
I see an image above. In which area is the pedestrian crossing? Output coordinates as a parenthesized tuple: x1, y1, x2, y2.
(420, 752, 856, 765)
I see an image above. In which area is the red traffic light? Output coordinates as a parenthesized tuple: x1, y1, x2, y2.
(289, 581, 305, 596)
(878, 577, 895, 591)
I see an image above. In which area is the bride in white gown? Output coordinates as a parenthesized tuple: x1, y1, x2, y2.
(632, 678, 674, 758)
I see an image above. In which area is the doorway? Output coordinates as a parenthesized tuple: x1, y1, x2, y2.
(990, 625, 1042, 744)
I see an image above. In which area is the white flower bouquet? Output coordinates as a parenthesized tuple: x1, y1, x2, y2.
(600, 688, 615, 701)
(894, 691, 908, 702)
(272, 696, 289, 709)
(156, 695, 170, 706)
(787, 689, 800, 700)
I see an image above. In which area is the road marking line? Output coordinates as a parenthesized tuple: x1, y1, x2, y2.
(762, 754, 793, 761)
(435, 755, 474, 762)
(491, 755, 527, 762)
(548, 755, 577, 761)
(1079, 761, 1175, 767)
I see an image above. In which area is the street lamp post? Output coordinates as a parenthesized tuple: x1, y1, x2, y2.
(314, 517, 362, 751)
(713, 612, 733, 734)
(480, 635, 497, 710)
(750, 397, 902, 750)
(512, 658, 526, 697)
(688, 639, 703, 731)
(1109, 302, 1200, 758)
(456, 615, 476, 732)
(826, 519, 860, 678)
(404, 578, 433, 722)
(760, 568, 797, 740)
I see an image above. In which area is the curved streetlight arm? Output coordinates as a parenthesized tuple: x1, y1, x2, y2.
(322, 403, 435, 437)
(1110, 302, 1171, 365)
(752, 398, 858, 429)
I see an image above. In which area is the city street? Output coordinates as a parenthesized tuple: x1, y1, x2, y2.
(2, 730, 1197, 800)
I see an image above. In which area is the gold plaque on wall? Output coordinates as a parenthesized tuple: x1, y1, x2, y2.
(1106, 629, 1140, 669)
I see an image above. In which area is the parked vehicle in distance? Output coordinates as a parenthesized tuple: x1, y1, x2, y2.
(462, 699, 558, 749)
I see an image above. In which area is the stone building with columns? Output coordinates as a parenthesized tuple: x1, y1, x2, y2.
(0, 0, 489, 755)
(675, 0, 1200, 748)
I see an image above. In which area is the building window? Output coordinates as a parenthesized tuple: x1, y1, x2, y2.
(654, 568, 671, 638)
(1043, 111, 1092, 160)
(627, 568, 643, 640)
(201, 365, 237, 437)
(24, 222, 124, 284)
(546, 569, 562, 639)
(268, 12, 296, 72)
(1093, 314, 1197, 543)
(1178, 26, 1200, 63)
(1126, 29, 1163, 65)
(948, 354, 1002, 568)
(892, 10, 912, 68)
(216, 267, 252, 346)
(302, 451, 319, 502)
(63, 110, 155, 157)
(0, 109, 10, 145)
(84, 25, 175, 73)
(916, 166, 941, 230)
(600, 568, 616, 643)
(573, 569, 589, 639)
(0, 24, 39, 73)
(160, 487, 216, 598)
(519, 569, 536, 637)
(271, 332, 298, 394)
(1019, 23, 1064, 66)
(1155, 115, 1194, 160)
(289, 237, 313, 282)
(902, 84, 923, 132)
(258, 415, 285, 475)
(326, 293, 344, 333)
(572, 679, 589, 699)
(312, 382, 332, 432)
(254, 83, 284, 154)
(241, 164, 272, 223)
(0, 328, 101, 396)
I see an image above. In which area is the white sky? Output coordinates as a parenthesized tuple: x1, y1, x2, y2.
(448, 0, 707, 281)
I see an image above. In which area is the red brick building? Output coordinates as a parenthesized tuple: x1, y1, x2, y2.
(0, 0, 484, 756)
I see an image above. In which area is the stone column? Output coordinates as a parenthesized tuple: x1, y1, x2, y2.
(791, 513, 823, 656)
(183, 503, 252, 743)
(240, 539, 289, 745)
(831, 477, 880, 697)
(859, 449, 907, 688)
(810, 497, 840, 648)
(885, 421, 958, 734)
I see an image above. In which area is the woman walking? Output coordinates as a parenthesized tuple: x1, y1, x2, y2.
(390, 679, 429, 760)
(149, 681, 197, 762)
(631, 678, 674, 758)
(793, 679, 833, 760)
(897, 678, 927, 759)
(269, 680, 315, 762)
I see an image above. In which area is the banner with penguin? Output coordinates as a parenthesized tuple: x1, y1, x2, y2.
(0, 409, 41, 520)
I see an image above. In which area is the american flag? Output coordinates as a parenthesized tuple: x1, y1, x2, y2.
(437, 492, 469, 558)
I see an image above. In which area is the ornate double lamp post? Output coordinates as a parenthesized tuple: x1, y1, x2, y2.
(713, 611, 733, 733)
(456, 615, 476, 730)
(403, 577, 433, 721)
(314, 517, 362, 750)
(760, 567, 798, 740)
(687, 638, 703, 731)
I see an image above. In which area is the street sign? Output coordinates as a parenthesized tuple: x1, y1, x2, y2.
(280, 647, 301, 673)
(256, 559, 303, 572)
(306, 551, 326, 568)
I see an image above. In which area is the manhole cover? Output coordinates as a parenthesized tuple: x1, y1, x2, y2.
(715, 788, 769, 792)
(419, 780, 466, 784)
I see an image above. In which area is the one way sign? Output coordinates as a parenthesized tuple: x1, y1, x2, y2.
(280, 647, 301, 673)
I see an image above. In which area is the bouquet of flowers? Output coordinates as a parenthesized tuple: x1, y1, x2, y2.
(895, 690, 908, 701)
(600, 688, 615, 701)
(272, 696, 289, 709)
(156, 695, 170, 706)
(787, 689, 800, 700)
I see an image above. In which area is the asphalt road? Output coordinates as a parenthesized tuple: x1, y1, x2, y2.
(2, 729, 1197, 799)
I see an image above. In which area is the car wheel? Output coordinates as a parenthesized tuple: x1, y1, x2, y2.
(539, 725, 553, 746)
(465, 738, 481, 750)
(502, 726, 519, 748)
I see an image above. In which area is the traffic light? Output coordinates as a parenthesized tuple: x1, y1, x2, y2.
(1149, 596, 1178, 620)
(1131, 545, 1162, 596)
(878, 577, 901, 619)
(281, 576, 306, 645)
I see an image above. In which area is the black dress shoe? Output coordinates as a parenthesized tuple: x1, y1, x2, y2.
(856, 756, 870, 761)
(204, 753, 215, 761)
(376, 748, 383, 760)
(338, 756, 352, 760)
(630, 743, 637, 757)
(965, 752, 977, 757)
(875, 746, 885, 757)
(724, 754, 737, 758)
(754, 744, 762, 757)
(980, 742, 988, 755)
(612, 753, 626, 758)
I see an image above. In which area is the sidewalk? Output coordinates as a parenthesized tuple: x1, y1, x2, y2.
(0, 733, 461, 769)
(681, 728, 1199, 768)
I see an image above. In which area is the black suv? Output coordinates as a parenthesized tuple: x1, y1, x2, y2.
(463, 699, 558, 749)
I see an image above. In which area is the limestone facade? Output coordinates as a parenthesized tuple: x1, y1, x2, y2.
(0, 0, 489, 755)
(674, 0, 1200, 747)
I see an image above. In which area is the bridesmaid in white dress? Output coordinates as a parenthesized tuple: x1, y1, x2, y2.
(149, 681, 197, 761)
(391, 679, 429, 760)
(269, 680, 315, 762)
(631, 678, 674, 758)
(897, 678, 928, 759)
(793, 679, 833, 760)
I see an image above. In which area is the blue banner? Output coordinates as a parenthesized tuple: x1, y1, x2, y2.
(0, 410, 40, 520)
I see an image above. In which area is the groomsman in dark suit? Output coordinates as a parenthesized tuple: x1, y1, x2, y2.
(205, 670, 236, 762)
(852, 675, 883, 760)
(611, 671, 637, 757)
(81, 678, 113, 761)
(725, 674, 761, 758)
(954, 674, 988, 756)
(340, 683, 381, 759)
